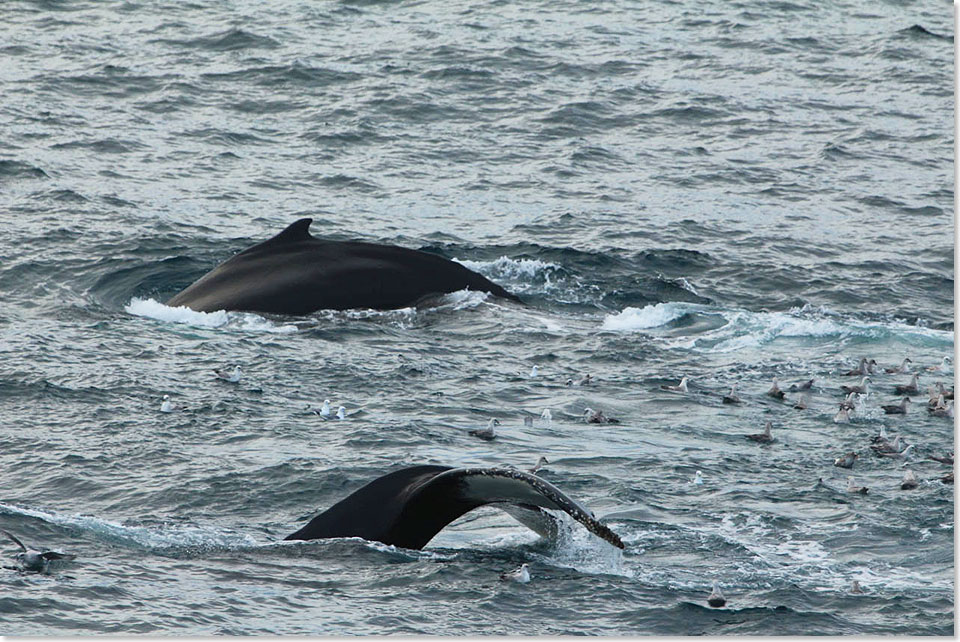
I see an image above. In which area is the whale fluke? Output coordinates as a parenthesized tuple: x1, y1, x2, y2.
(284, 465, 623, 550)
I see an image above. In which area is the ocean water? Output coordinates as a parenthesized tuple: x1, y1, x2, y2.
(0, 0, 954, 636)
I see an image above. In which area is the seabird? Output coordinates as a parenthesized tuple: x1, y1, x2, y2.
(885, 358, 912, 374)
(693, 471, 704, 485)
(500, 563, 531, 583)
(707, 582, 726, 608)
(661, 377, 689, 393)
(575, 374, 593, 386)
(529, 365, 539, 378)
(878, 444, 914, 461)
(793, 392, 810, 410)
(871, 425, 890, 444)
(336, 406, 347, 420)
(925, 356, 952, 372)
(839, 392, 858, 411)
(583, 408, 620, 424)
(469, 418, 499, 441)
(160, 395, 177, 413)
(214, 365, 243, 383)
(746, 422, 774, 444)
(841, 377, 870, 395)
(900, 469, 919, 490)
(1, 530, 75, 573)
(871, 434, 902, 454)
(881, 397, 912, 415)
(528, 456, 549, 474)
(846, 477, 869, 494)
(312, 399, 332, 417)
(523, 416, 534, 427)
(893, 374, 919, 395)
(833, 406, 851, 424)
(834, 452, 858, 469)
(540, 409, 553, 424)
(722, 383, 741, 404)
(787, 378, 815, 392)
(766, 377, 786, 400)
(928, 453, 954, 465)
(850, 580, 864, 595)
(935, 382, 954, 400)
(843, 358, 870, 376)
(866, 359, 880, 375)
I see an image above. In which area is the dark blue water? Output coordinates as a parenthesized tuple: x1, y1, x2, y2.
(0, 0, 953, 635)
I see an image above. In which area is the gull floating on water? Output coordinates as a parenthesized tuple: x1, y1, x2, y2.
(500, 563, 531, 583)
(846, 477, 869, 495)
(878, 444, 915, 461)
(583, 408, 620, 424)
(662, 377, 689, 393)
(844, 357, 876, 376)
(528, 456, 549, 474)
(722, 383, 741, 404)
(540, 409, 552, 424)
(336, 406, 347, 420)
(928, 452, 954, 465)
(793, 392, 810, 410)
(766, 377, 785, 400)
(925, 356, 952, 372)
(900, 469, 919, 490)
(214, 365, 243, 383)
(787, 378, 815, 393)
(160, 395, 177, 413)
(707, 582, 726, 608)
(529, 365, 539, 378)
(893, 374, 919, 395)
(841, 377, 870, 395)
(746, 421, 774, 444)
(469, 418, 499, 441)
(850, 580, 864, 595)
(881, 397, 912, 415)
(312, 399, 331, 417)
(885, 358, 912, 374)
(839, 392, 858, 411)
(834, 452, 858, 469)
(693, 471, 704, 485)
(1, 530, 75, 573)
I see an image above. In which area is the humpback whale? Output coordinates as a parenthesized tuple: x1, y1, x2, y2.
(167, 219, 521, 314)
(284, 465, 624, 550)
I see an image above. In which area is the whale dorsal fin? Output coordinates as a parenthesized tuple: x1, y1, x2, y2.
(271, 218, 313, 244)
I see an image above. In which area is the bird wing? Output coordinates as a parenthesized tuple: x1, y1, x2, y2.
(0, 530, 27, 552)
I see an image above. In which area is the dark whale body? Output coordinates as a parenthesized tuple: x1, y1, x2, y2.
(285, 465, 624, 550)
(167, 218, 520, 314)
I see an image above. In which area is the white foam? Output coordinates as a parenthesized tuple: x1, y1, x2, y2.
(601, 302, 705, 331)
(602, 302, 954, 352)
(125, 298, 297, 333)
(455, 256, 561, 280)
(0, 502, 259, 550)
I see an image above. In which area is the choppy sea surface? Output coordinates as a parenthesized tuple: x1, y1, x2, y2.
(0, 0, 954, 636)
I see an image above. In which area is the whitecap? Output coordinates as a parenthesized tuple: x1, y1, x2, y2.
(601, 302, 707, 331)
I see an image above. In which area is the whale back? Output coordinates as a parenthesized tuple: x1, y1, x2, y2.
(167, 219, 521, 314)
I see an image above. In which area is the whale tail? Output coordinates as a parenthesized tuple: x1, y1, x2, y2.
(284, 465, 622, 550)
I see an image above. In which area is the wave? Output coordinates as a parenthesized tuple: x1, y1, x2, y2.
(601, 302, 954, 352)
(124, 298, 298, 333)
(0, 502, 259, 552)
(454, 255, 601, 303)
